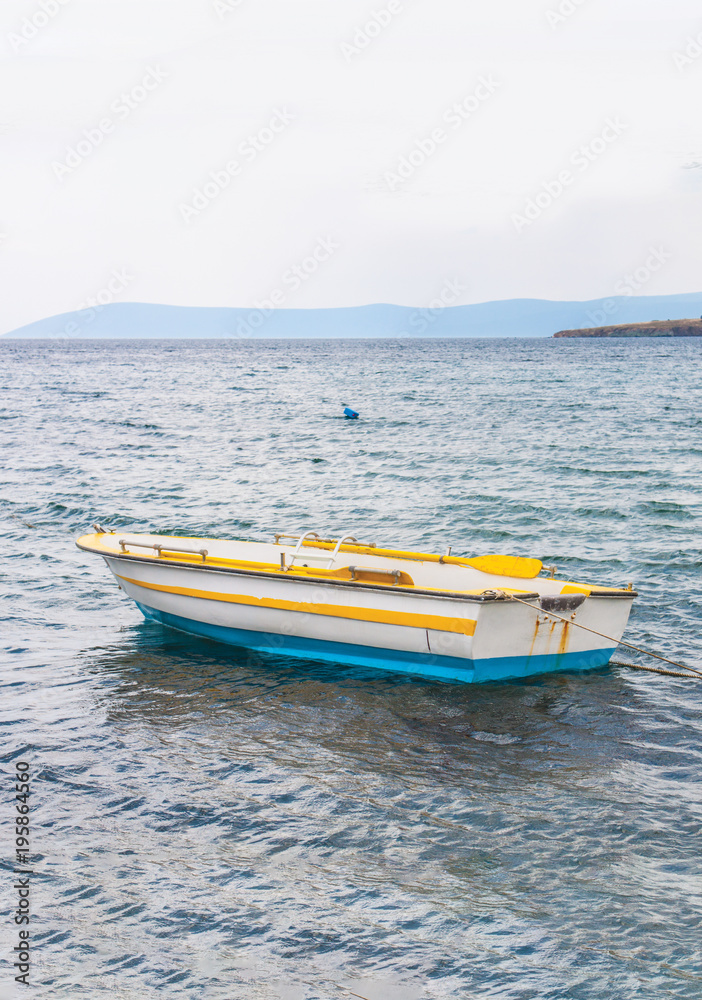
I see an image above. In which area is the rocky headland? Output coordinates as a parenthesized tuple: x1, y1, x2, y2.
(554, 318, 702, 338)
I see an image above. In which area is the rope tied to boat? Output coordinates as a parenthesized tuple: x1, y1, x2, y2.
(484, 590, 702, 680)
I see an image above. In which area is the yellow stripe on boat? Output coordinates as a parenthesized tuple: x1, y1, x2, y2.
(116, 574, 478, 636)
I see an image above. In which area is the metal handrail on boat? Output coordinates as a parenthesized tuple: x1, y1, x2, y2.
(329, 533, 358, 560)
(348, 565, 403, 585)
(274, 531, 322, 545)
(288, 531, 325, 566)
(285, 531, 359, 571)
(275, 531, 364, 551)
(118, 539, 208, 562)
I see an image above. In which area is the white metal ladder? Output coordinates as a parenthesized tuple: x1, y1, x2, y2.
(280, 530, 358, 571)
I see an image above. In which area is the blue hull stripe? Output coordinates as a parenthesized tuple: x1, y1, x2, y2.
(136, 603, 616, 684)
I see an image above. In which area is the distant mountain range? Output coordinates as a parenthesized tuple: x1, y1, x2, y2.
(5, 293, 702, 339)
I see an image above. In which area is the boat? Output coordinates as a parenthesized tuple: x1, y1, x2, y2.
(76, 528, 637, 684)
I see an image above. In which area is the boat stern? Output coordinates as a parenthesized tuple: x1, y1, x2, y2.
(468, 589, 635, 682)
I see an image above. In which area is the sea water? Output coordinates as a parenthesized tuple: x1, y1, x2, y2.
(1, 337, 701, 998)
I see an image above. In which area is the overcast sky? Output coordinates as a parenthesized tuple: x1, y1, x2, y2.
(1, 0, 700, 333)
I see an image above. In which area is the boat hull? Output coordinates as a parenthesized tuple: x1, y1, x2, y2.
(138, 601, 617, 684)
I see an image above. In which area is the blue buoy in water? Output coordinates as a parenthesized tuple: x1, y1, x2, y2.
(343, 406, 359, 419)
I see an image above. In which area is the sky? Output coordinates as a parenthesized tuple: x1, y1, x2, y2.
(1, 0, 701, 334)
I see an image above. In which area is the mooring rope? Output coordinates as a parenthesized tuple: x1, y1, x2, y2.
(610, 660, 699, 679)
(487, 591, 702, 679)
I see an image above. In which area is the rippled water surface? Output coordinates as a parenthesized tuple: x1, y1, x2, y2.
(2, 337, 702, 999)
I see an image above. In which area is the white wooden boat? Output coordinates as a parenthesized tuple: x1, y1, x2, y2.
(76, 528, 636, 684)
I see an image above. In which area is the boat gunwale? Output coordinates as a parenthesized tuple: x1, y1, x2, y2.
(76, 539, 638, 602)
